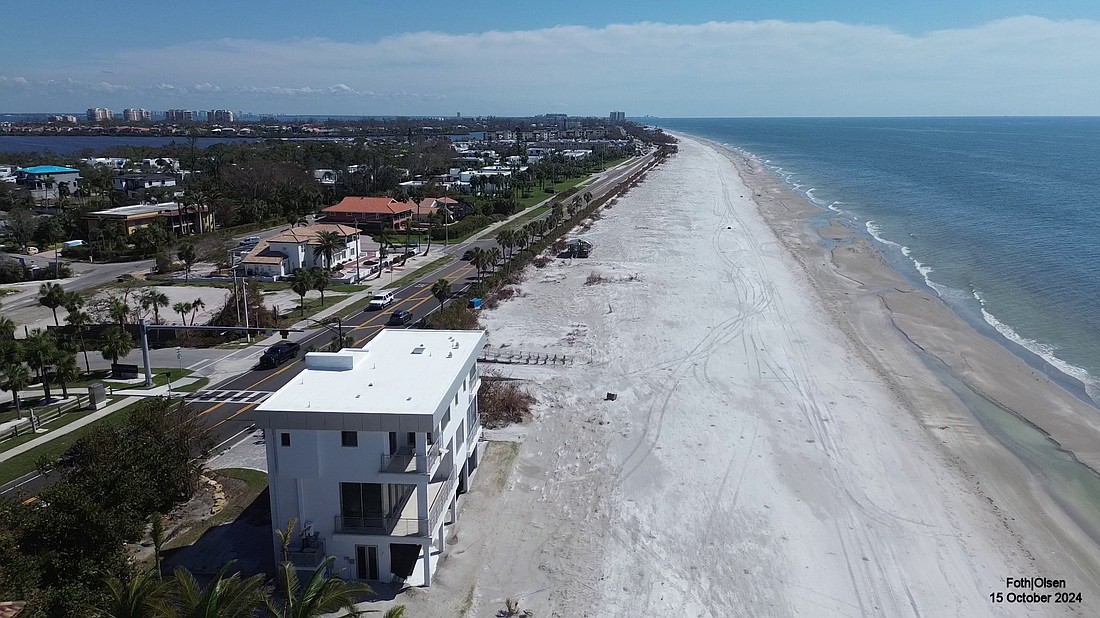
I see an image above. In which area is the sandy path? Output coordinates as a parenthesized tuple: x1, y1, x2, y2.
(395, 136, 1098, 617)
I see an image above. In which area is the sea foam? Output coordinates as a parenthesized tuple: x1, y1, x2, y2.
(972, 289, 1099, 401)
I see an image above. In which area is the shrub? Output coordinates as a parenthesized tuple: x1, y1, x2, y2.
(533, 256, 551, 268)
(427, 302, 481, 330)
(477, 369, 536, 428)
(496, 287, 516, 301)
(585, 272, 606, 286)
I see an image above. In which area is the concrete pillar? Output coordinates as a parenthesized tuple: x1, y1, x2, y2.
(417, 481, 429, 535)
(439, 522, 446, 552)
(415, 432, 428, 473)
(422, 541, 432, 587)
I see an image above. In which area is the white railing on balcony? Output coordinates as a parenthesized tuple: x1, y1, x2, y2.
(379, 442, 441, 474)
(334, 515, 428, 537)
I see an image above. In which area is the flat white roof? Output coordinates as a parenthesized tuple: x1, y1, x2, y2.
(258, 329, 486, 416)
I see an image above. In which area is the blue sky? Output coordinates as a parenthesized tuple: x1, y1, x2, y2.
(4, 1, 1100, 116)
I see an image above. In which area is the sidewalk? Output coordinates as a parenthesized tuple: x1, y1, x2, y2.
(0, 395, 140, 464)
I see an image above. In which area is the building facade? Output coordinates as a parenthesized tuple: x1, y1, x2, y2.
(321, 197, 413, 231)
(165, 109, 194, 122)
(123, 108, 151, 122)
(84, 202, 214, 236)
(207, 109, 235, 123)
(254, 330, 486, 586)
(239, 223, 361, 279)
(609, 111, 626, 124)
(86, 108, 113, 122)
(14, 165, 80, 202)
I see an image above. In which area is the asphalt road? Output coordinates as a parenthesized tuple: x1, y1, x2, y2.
(0, 152, 654, 500)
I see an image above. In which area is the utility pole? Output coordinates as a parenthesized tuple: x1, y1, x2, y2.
(242, 277, 251, 343)
(140, 318, 153, 387)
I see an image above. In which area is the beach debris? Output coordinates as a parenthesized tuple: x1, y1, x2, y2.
(606, 392, 618, 401)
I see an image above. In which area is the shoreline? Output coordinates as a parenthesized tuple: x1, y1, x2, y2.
(706, 135, 1100, 561)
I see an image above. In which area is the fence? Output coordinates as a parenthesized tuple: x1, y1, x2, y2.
(0, 394, 92, 442)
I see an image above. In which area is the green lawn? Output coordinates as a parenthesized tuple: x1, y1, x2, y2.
(0, 397, 133, 485)
(382, 255, 456, 290)
(498, 205, 551, 233)
(0, 399, 121, 455)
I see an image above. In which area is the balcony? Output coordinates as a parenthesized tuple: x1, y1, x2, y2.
(287, 538, 327, 569)
(334, 469, 459, 539)
(334, 515, 428, 537)
(379, 442, 441, 474)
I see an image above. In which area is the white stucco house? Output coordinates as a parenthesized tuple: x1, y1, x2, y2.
(253, 329, 487, 586)
(239, 223, 360, 280)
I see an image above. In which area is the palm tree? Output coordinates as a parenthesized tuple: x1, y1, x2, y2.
(178, 243, 197, 281)
(96, 568, 172, 618)
(310, 268, 330, 307)
(172, 302, 192, 324)
(312, 230, 344, 270)
(140, 290, 170, 324)
(65, 304, 93, 372)
(375, 228, 394, 279)
(53, 350, 81, 399)
(0, 362, 31, 418)
(265, 556, 372, 618)
(100, 327, 134, 366)
(23, 330, 57, 402)
(431, 278, 451, 313)
(289, 270, 312, 317)
(488, 247, 502, 273)
(287, 213, 307, 228)
(383, 607, 407, 618)
(495, 230, 510, 258)
(189, 298, 206, 326)
(39, 282, 67, 327)
(109, 297, 131, 328)
(0, 316, 15, 339)
(150, 513, 166, 577)
(171, 564, 265, 618)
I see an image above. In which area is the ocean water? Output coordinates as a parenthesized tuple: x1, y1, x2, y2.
(655, 117, 1100, 403)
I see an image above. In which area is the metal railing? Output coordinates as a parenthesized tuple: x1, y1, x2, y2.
(428, 469, 459, 528)
(287, 539, 327, 568)
(379, 442, 441, 474)
(334, 515, 428, 537)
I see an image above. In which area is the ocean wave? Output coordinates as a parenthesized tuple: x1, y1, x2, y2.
(865, 220, 955, 298)
(972, 289, 1099, 400)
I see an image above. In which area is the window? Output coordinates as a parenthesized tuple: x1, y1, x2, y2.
(341, 431, 358, 447)
(280, 432, 291, 447)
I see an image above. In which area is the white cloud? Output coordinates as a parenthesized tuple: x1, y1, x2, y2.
(5, 16, 1100, 115)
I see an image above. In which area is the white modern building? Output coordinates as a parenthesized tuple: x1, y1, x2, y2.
(253, 329, 487, 586)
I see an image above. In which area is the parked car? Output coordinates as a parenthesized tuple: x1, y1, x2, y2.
(367, 291, 395, 311)
(238, 235, 261, 247)
(258, 341, 300, 369)
(461, 249, 476, 260)
(388, 310, 413, 326)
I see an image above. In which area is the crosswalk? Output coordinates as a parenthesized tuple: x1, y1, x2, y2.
(185, 389, 272, 405)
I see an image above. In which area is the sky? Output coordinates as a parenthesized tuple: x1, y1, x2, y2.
(3, 0, 1100, 117)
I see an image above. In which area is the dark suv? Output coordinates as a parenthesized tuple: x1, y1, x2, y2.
(259, 341, 300, 369)
(388, 310, 413, 326)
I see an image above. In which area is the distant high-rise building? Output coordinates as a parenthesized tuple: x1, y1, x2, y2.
(207, 109, 235, 123)
(165, 109, 194, 122)
(609, 111, 626, 124)
(48, 114, 78, 123)
(86, 107, 113, 122)
(123, 108, 151, 122)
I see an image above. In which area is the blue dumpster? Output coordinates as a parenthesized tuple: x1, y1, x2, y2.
(469, 298, 482, 309)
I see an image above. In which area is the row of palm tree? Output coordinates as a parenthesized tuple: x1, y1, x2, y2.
(288, 268, 332, 316)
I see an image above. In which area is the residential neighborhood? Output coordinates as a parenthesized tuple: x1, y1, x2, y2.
(0, 110, 664, 617)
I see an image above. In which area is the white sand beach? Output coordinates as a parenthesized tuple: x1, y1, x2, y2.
(393, 136, 1100, 617)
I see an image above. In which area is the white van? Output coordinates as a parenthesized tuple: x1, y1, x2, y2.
(367, 291, 395, 311)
